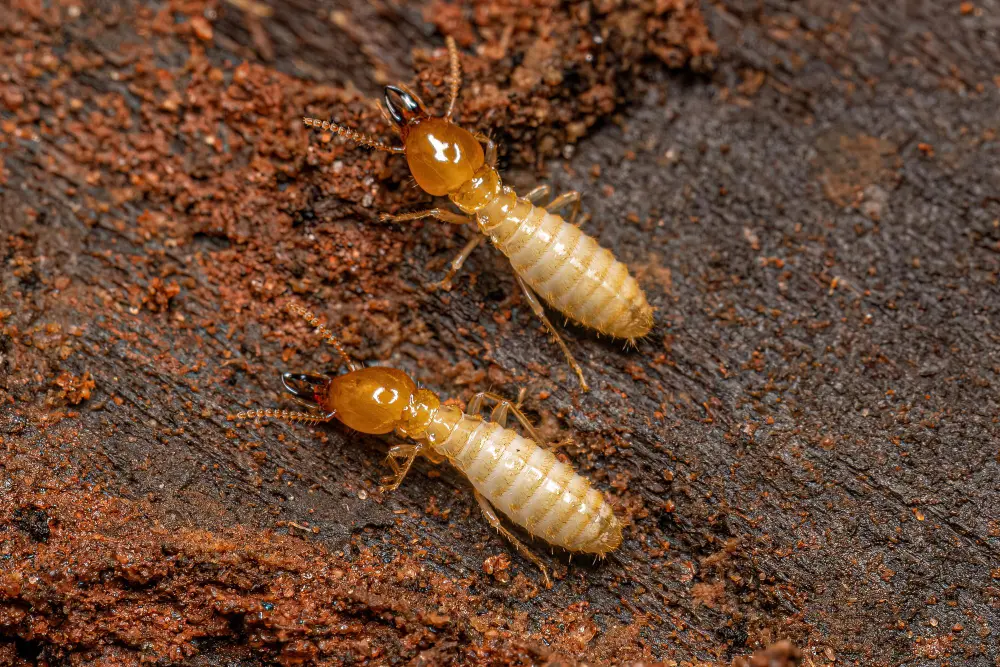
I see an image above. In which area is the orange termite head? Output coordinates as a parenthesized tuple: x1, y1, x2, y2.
(282, 368, 415, 435)
(383, 85, 484, 197)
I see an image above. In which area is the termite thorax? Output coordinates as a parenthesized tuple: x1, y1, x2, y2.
(394, 388, 441, 439)
(449, 164, 502, 214)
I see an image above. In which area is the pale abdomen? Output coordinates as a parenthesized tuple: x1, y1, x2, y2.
(432, 414, 622, 555)
(477, 191, 653, 340)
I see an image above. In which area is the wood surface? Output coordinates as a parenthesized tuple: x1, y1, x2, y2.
(2, 0, 998, 664)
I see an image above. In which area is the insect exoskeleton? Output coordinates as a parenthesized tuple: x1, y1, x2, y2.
(302, 37, 654, 391)
(229, 303, 623, 588)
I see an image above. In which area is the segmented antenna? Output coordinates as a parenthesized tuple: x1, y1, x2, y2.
(286, 303, 359, 371)
(444, 35, 462, 120)
(229, 408, 332, 424)
(302, 117, 404, 153)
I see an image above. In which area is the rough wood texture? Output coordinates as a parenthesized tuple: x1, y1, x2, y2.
(2, 0, 998, 665)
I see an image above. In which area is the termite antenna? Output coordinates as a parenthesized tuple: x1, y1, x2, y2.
(286, 302, 360, 372)
(228, 408, 335, 425)
(302, 117, 404, 154)
(444, 35, 462, 120)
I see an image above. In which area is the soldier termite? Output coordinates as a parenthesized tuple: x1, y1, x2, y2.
(229, 303, 623, 588)
(302, 37, 654, 391)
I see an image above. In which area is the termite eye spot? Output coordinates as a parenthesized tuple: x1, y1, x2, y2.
(384, 85, 427, 126)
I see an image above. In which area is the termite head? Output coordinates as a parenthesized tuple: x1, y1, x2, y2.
(303, 37, 483, 198)
(284, 366, 441, 438)
(284, 367, 416, 435)
(383, 85, 484, 197)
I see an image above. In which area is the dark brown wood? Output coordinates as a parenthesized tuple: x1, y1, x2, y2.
(2, 0, 997, 665)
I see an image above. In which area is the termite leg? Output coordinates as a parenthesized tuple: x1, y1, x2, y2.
(470, 389, 560, 449)
(476, 390, 545, 445)
(488, 386, 527, 427)
(513, 274, 590, 392)
(426, 235, 484, 292)
(544, 190, 585, 226)
(523, 185, 551, 205)
(488, 397, 513, 428)
(474, 489, 552, 589)
(378, 208, 472, 225)
(381, 444, 420, 491)
(468, 389, 520, 420)
(381, 208, 480, 289)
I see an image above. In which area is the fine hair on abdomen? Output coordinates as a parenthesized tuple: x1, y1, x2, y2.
(478, 192, 652, 340)
(435, 414, 621, 554)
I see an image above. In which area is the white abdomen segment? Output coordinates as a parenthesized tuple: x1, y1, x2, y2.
(478, 191, 653, 340)
(433, 415, 622, 554)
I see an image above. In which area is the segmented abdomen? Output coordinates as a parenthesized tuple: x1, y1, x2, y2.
(433, 414, 622, 555)
(478, 191, 653, 339)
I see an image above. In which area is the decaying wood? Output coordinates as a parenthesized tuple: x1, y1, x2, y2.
(2, 0, 998, 665)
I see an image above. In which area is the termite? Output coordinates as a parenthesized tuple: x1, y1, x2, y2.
(302, 37, 653, 391)
(229, 303, 623, 587)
